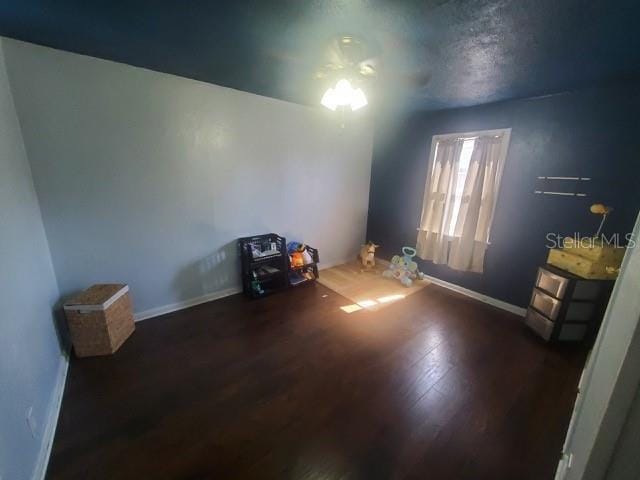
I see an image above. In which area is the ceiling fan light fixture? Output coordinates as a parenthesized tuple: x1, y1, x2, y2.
(321, 78, 368, 111)
(351, 87, 368, 111)
(333, 78, 353, 105)
(320, 88, 338, 111)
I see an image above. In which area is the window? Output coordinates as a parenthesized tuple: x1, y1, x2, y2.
(416, 129, 511, 273)
(447, 138, 475, 236)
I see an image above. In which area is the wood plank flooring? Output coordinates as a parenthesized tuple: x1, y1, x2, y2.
(47, 283, 586, 480)
(317, 260, 428, 311)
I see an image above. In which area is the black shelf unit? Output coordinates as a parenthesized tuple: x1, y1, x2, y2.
(238, 233, 288, 298)
(239, 234, 321, 298)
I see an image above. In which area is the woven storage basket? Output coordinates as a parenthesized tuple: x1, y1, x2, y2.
(64, 284, 135, 357)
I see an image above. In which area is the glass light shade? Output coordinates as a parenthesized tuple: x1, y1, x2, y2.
(351, 88, 368, 110)
(320, 88, 338, 110)
(333, 79, 353, 105)
(321, 78, 368, 111)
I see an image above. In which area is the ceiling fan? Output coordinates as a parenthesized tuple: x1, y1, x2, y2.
(316, 35, 377, 111)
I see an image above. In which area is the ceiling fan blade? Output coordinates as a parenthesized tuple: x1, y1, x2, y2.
(323, 38, 349, 66)
(325, 35, 379, 66)
(264, 47, 309, 66)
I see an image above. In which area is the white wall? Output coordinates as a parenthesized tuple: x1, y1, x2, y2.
(0, 38, 65, 480)
(556, 209, 640, 480)
(2, 38, 373, 316)
(605, 384, 640, 479)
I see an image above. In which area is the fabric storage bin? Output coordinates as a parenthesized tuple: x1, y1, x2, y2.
(64, 284, 135, 357)
(535, 267, 569, 299)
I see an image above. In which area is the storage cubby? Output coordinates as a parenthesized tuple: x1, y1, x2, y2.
(525, 264, 614, 342)
(238, 234, 320, 298)
(287, 245, 319, 287)
(238, 233, 289, 298)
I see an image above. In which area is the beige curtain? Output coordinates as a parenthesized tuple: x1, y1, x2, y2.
(416, 138, 465, 264)
(417, 135, 504, 273)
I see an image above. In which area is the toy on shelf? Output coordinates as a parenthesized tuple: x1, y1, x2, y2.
(383, 246, 425, 287)
(287, 242, 314, 267)
(250, 271, 265, 296)
(286, 241, 320, 286)
(359, 241, 380, 269)
(290, 250, 304, 267)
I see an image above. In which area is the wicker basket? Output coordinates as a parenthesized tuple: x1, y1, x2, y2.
(64, 284, 135, 357)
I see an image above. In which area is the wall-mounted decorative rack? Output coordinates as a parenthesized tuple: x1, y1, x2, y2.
(534, 176, 591, 197)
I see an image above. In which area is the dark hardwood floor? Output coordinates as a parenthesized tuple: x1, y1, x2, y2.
(47, 283, 586, 480)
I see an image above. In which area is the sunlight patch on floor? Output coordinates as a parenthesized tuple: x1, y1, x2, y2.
(340, 304, 363, 313)
(377, 294, 406, 303)
(340, 293, 408, 313)
(357, 299, 378, 308)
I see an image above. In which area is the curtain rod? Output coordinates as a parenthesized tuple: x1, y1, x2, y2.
(436, 135, 503, 142)
(453, 135, 502, 140)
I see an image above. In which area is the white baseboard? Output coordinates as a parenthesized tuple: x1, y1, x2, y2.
(134, 286, 243, 322)
(132, 258, 526, 323)
(319, 257, 357, 271)
(32, 285, 244, 477)
(133, 257, 355, 323)
(376, 258, 527, 317)
(421, 273, 527, 317)
(33, 354, 69, 480)
(376, 259, 525, 316)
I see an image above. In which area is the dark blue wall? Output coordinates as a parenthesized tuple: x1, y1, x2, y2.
(367, 83, 640, 308)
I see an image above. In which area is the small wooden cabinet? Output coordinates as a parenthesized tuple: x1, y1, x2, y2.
(524, 265, 613, 342)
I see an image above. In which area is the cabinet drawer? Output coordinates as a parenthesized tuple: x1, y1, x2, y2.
(525, 308, 554, 341)
(531, 288, 562, 320)
(536, 267, 569, 299)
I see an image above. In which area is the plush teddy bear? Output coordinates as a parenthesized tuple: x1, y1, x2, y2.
(359, 241, 380, 269)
